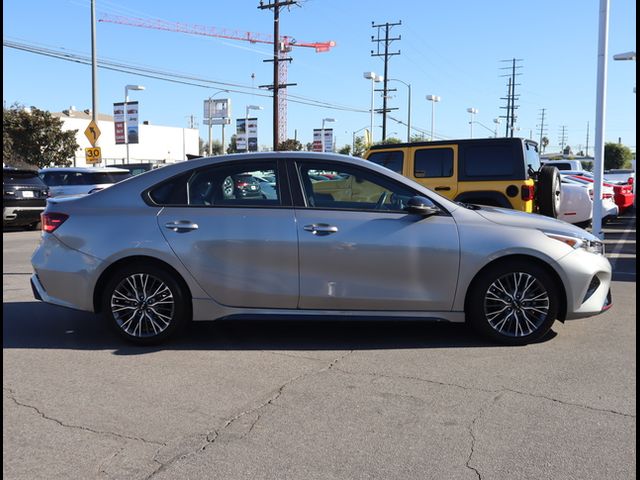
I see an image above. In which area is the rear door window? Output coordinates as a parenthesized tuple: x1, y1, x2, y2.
(459, 143, 522, 180)
(367, 150, 404, 174)
(414, 148, 454, 178)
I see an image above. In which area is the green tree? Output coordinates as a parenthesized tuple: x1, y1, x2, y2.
(226, 134, 239, 154)
(199, 137, 223, 156)
(338, 144, 351, 155)
(374, 137, 402, 145)
(604, 142, 633, 170)
(352, 135, 368, 157)
(3, 104, 79, 167)
(541, 136, 550, 153)
(276, 138, 303, 151)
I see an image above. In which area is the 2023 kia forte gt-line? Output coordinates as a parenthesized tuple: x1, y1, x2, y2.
(31, 152, 612, 345)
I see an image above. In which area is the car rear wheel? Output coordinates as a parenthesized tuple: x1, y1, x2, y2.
(537, 166, 562, 218)
(102, 264, 190, 345)
(467, 261, 559, 345)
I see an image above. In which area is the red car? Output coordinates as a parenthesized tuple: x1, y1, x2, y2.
(569, 175, 635, 213)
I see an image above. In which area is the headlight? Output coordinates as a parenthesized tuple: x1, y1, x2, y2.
(544, 232, 605, 255)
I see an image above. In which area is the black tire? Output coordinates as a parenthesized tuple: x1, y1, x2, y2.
(28, 221, 41, 231)
(102, 263, 191, 345)
(466, 260, 559, 345)
(537, 166, 562, 218)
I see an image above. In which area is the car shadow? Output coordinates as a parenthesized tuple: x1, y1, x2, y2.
(2, 301, 557, 354)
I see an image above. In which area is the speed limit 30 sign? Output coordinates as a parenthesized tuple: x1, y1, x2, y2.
(85, 147, 102, 164)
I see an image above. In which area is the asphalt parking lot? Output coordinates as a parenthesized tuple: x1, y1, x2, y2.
(3, 211, 636, 480)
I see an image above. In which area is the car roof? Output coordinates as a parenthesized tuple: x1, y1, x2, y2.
(39, 167, 130, 173)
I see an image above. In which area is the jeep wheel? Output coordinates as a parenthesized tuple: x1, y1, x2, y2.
(537, 166, 562, 218)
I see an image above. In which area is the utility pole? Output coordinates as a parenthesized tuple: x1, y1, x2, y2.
(558, 125, 568, 153)
(258, 0, 298, 151)
(499, 58, 522, 137)
(585, 121, 590, 157)
(537, 108, 547, 149)
(371, 20, 401, 141)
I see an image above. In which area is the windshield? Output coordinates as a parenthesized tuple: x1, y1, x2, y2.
(3, 171, 46, 186)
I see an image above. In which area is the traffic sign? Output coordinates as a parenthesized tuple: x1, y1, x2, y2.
(85, 147, 102, 164)
(84, 120, 101, 146)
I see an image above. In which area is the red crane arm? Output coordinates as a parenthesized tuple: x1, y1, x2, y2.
(99, 14, 336, 53)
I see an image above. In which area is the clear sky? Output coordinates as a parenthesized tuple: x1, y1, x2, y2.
(3, 0, 637, 154)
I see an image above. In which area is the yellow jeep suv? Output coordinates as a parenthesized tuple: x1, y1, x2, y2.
(364, 138, 561, 217)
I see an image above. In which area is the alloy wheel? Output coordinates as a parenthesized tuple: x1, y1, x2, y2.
(484, 272, 550, 337)
(110, 273, 175, 338)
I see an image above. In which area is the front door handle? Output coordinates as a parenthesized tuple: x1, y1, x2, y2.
(303, 224, 339, 236)
(164, 221, 199, 232)
(435, 186, 451, 191)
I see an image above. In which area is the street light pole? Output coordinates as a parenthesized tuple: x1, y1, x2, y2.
(322, 118, 336, 152)
(364, 72, 383, 145)
(493, 118, 501, 137)
(124, 84, 145, 164)
(426, 95, 441, 141)
(467, 107, 478, 138)
(388, 79, 411, 142)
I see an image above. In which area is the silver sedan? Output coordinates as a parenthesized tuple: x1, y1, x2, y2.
(31, 152, 612, 345)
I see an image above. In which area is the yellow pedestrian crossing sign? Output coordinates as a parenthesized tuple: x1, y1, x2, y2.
(84, 120, 101, 146)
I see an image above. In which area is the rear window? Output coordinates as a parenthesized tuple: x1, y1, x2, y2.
(414, 148, 453, 178)
(367, 151, 404, 174)
(42, 171, 131, 186)
(459, 143, 522, 180)
(3, 170, 46, 187)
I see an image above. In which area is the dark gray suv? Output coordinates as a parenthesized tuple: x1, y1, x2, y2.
(3, 167, 49, 230)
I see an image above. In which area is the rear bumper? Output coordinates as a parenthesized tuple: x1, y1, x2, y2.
(3, 206, 44, 226)
(31, 234, 101, 312)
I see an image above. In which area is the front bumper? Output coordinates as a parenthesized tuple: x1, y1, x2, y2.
(557, 248, 613, 320)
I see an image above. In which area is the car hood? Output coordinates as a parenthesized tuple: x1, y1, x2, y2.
(473, 206, 600, 240)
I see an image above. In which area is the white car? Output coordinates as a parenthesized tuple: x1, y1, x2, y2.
(558, 177, 593, 227)
(39, 167, 132, 198)
(561, 174, 619, 222)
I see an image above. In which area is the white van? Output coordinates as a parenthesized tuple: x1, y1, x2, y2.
(540, 159, 585, 171)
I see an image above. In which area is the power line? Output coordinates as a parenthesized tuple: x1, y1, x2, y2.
(3, 39, 368, 114)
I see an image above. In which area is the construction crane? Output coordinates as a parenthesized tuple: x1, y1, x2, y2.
(99, 14, 336, 146)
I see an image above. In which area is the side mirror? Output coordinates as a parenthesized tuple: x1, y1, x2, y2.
(404, 196, 440, 216)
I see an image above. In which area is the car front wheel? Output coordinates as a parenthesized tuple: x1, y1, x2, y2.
(102, 263, 190, 344)
(467, 261, 559, 345)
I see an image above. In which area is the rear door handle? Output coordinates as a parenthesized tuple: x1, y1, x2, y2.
(435, 186, 451, 191)
(164, 221, 199, 232)
(303, 224, 338, 236)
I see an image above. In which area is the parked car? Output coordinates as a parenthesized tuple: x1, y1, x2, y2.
(252, 173, 278, 200)
(106, 162, 163, 177)
(558, 176, 593, 228)
(603, 168, 635, 185)
(567, 173, 634, 214)
(562, 174, 619, 221)
(31, 152, 612, 346)
(540, 159, 586, 171)
(365, 137, 562, 218)
(3, 167, 49, 230)
(39, 167, 132, 197)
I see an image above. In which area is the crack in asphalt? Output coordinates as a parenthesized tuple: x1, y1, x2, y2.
(4, 388, 165, 446)
(331, 368, 635, 418)
(466, 392, 502, 480)
(144, 350, 355, 479)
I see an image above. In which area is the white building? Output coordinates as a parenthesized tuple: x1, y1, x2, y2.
(53, 107, 199, 167)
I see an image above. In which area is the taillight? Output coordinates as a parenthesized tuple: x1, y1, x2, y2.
(521, 185, 535, 201)
(589, 189, 594, 201)
(603, 192, 613, 199)
(41, 212, 69, 233)
(235, 181, 249, 188)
